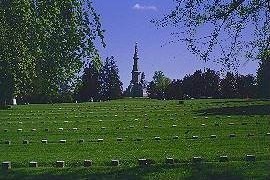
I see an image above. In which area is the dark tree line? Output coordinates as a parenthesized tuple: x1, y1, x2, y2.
(147, 69, 258, 100)
(76, 56, 122, 102)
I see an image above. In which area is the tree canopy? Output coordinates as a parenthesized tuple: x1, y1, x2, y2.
(153, 0, 270, 68)
(0, 0, 105, 104)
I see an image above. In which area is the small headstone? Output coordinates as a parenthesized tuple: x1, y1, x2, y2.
(204, 117, 209, 119)
(31, 129, 37, 131)
(192, 136, 199, 139)
(12, 98, 17, 105)
(111, 159, 120, 166)
(97, 138, 103, 142)
(41, 139, 48, 144)
(83, 160, 92, 167)
(58, 128, 64, 131)
(173, 136, 179, 139)
(229, 134, 236, 138)
(138, 159, 148, 166)
(4, 129, 8, 132)
(228, 123, 234, 125)
(23, 140, 29, 144)
(165, 158, 174, 164)
(116, 138, 123, 141)
(192, 156, 202, 163)
(210, 135, 217, 138)
(29, 161, 38, 168)
(246, 154, 256, 162)
(72, 128, 78, 131)
(219, 156, 229, 162)
(56, 161, 65, 168)
(266, 133, 270, 136)
(154, 136, 161, 140)
(144, 126, 148, 128)
(59, 140, 66, 143)
(129, 125, 134, 128)
(172, 125, 177, 128)
(201, 124, 206, 126)
(2, 161, 11, 170)
(17, 129, 23, 132)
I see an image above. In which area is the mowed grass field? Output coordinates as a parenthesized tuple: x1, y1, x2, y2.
(0, 98, 270, 179)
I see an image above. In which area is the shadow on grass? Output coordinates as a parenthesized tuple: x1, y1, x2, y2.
(198, 104, 270, 116)
(210, 99, 270, 104)
(1, 163, 264, 180)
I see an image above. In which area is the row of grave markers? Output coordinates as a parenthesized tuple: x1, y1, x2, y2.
(3, 122, 269, 133)
(1, 155, 257, 170)
(2, 132, 270, 145)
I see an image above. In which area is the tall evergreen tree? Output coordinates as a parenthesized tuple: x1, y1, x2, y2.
(99, 56, 122, 100)
(77, 60, 101, 102)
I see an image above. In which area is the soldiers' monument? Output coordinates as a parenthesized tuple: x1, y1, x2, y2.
(126, 43, 143, 97)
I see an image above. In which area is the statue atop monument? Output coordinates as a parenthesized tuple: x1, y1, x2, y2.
(125, 42, 143, 97)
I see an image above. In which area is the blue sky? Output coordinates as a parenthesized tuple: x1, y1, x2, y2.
(93, 1, 259, 89)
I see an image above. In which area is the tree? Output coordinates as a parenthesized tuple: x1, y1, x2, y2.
(235, 74, 256, 98)
(166, 79, 184, 100)
(0, 0, 105, 104)
(147, 71, 171, 99)
(76, 60, 101, 102)
(140, 72, 147, 89)
(257, 58, 270, 98)
(99, 56, 122, 100)
(203, 69, 220, 98)
(220, 72, 237, 98)
(153, 0, 270, 67)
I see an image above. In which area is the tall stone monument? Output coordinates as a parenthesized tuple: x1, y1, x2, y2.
(126, 43, 143, 97)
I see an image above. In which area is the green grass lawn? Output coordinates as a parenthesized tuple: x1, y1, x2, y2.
(0, 98, 269, 179)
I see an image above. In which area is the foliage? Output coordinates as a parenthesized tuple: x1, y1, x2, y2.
(219, 72, 237, 98)
(166, 79, 184, 100)
(140, 72, 147, 89)
(147, 71, 171, 99)
(0, 0, 105, 104)
(76, 56, 123, 102)
(235, 74, 257, 98)
(257, 57, 270, 98)
(76, 61, 101, 102)
(153, 0, 270, 68)
(99, 56, 123, 100)
(148, 69, 256, 100)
